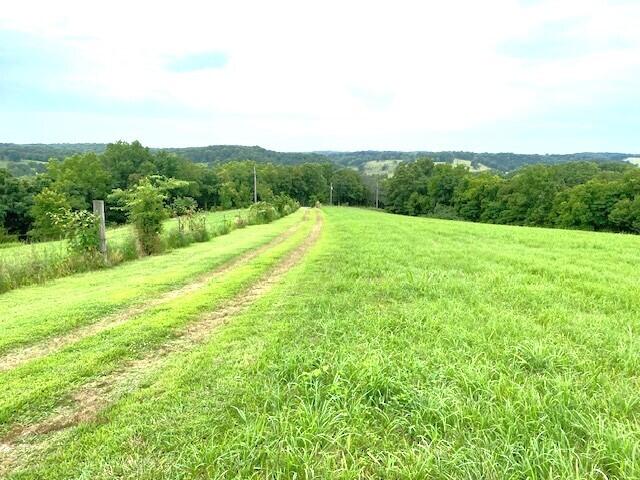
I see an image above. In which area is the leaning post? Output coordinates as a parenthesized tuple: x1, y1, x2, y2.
(93, 200, 107, 259)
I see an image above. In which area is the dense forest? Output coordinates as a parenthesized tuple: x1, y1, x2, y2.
(384, 158, 640, 233)
(2, 143, 638, 174)
(0, 141, 368, 240)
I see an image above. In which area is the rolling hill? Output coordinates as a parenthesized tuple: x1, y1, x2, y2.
(1, 143, 638, 176)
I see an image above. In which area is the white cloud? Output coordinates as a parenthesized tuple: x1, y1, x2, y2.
(1, 0, 639, 150)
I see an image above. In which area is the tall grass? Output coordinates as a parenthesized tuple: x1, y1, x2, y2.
(0, 205, 298, 294)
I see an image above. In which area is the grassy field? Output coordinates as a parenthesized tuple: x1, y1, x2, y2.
(0, 209, 243, 263)
(0, 209, 246, 294)
(1, 207, 640, 478)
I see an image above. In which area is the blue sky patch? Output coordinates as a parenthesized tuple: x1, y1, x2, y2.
(167, 51, 229, 72)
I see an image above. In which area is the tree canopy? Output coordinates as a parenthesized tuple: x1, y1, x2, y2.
(384, 158, 640, 233)
(0, 141, 370, 240)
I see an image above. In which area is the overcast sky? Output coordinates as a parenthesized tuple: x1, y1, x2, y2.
(1, 0, 639, 153)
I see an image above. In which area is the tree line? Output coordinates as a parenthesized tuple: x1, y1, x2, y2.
(3, 143, 637, 174)
(384, 158, 640, 233)
(3, 141, 639, 241)
(0, 141, 369, 241)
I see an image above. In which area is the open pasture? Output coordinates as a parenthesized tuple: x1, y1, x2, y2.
(1, 207, 639, 478)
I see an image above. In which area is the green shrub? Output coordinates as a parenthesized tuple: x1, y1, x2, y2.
(52, 209, 101, 255)
(109, 234, 139, 263)
(233, 216, 248, 229)
(215, 221, 233, 237)
(247, 201, 279, 225)
(173, 197, 198, 233)
(0, 227, 18, 245)
(110, 177, 187, 255)
(272, 195, 300, 217)
(164, 228, 188, 249)
(187, 213, 209, 242)
(29, 188, 71, 240)
(0, 242, 101, 294)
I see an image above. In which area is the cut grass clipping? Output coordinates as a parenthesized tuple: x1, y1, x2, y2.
(2, 207, 640, 479)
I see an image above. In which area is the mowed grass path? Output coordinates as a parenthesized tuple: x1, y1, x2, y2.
(0, 211, 316, 436)
(4, 207, 640, 478)
(0, 209, 303, 356)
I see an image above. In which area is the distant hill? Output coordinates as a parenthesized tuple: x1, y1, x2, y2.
(1, 143, 638, 176)
(319, 150, 639, 172)
(161, 145, 328, 165)
(0, 144, 328, 174)
(0, 143, 107, 163)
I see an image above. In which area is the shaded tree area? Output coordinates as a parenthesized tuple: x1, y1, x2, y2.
(384, 158, 640, 233)
(0, 141, 369, 240)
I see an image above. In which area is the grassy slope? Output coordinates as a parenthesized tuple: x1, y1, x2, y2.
(0, 209, 302, 355)
(7, 207, 640, 479)
(0, 212, 315, 433)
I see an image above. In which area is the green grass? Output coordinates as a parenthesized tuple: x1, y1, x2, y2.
(0, 209, 243, 263)
(4, 207, 640, 478)
(0, 209, 303, 355)
(0, 209, 245, 293)
(0, 212, 315, 433)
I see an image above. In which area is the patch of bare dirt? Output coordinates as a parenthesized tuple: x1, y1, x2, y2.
(0, 210, 323, 473)
(0, 213, 308, 373)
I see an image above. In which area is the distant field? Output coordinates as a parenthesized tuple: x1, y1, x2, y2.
(361, 159, 403, 176)
(0, 159, 47, 176)
(363, 158, 492, 176)
(1, 207, 639, 478)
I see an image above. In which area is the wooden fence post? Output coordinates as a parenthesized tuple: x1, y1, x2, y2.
(93, 200, 107, 258)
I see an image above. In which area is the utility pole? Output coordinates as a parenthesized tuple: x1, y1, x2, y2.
(329, 182, 333, 206)
(92, 200, 107, 259)
(253, 165, 257, 203)
(375, 179, 379, 209)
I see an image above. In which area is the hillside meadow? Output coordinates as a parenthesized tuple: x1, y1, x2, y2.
(0, 209, 243, 263)
(1, 207, 639, 478)
(0, 209, 245, 294)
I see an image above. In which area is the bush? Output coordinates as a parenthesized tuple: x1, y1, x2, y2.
(109, 234, 139, 263)
(29, 188, 71, 240)
(164, 210, 210, 250)
(272, 195, 300, 217)
(234, 216, 248, 229)
(165, 228, 190, 249)
(52, 209, 101, 255)
(0, 227, 18, 245)
(247, 201, 279, 225)
(110, 177, 186, 255)
(187, 212, 209, 242)
(216, 220, 233, 237)
(173, 196, 198, 233)
(0, 240, 103, 294)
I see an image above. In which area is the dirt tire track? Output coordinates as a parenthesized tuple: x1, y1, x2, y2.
(0, 210, 323, 472)
(0, 210, 309, 373)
